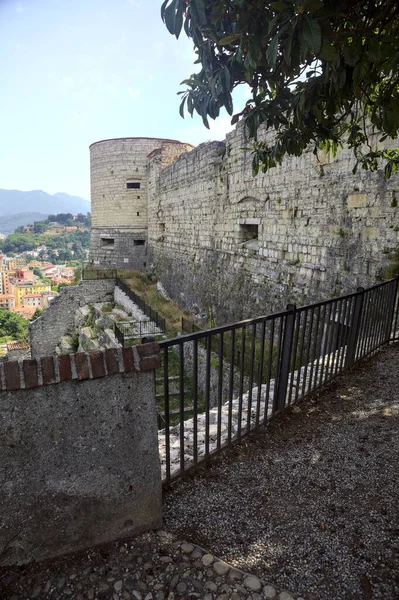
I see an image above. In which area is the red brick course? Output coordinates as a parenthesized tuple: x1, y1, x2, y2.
(23, 360, 39, 389)
(0, 341, 160, 391)
(89, 352, 106, 379)
(75, 353, 90, 381)
(41, 356, 56, 385)
(105, 348, 119, 375)
(4, 361, 20, 391)
(58, 354, 72, 381)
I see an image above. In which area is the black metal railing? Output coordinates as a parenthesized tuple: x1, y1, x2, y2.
(114, 320, 165, 346)
(157, 277, 399, 485)
(116, 278, 166, 332)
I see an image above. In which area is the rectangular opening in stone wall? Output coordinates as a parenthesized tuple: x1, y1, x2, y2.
(134, 240, 145, 246)
(158, 223, 165, 233)
(126, 182, 141, 189)
(239, 223, 258, 242)
(137, 212, 140, 216)
(101, 238, 114, 247)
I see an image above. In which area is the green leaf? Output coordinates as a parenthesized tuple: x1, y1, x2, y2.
(266, 35, 279, 69)
(271, 1, 290, 11)
(390, 97, 399, 128)
(164, 0, 178, 35)
(218, 34, 241, 46)
(305, 0, 323, 12)
(319, 41, 337, 62)
(179, 95, 187, 118)
(302, 16, 321, 55)
(190, 0, 207, 26)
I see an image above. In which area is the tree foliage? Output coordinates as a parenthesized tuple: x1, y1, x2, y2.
(162, 0, 399, 176)
(0, 310, 28, 341)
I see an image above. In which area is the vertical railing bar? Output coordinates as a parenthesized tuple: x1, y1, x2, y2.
(301, 308, 314, 398)
(288, 308, 301, 405)
(340, 297, 352, 372)
(205, 335, 211, 460)
(179, 342, 185, 476)
(392, 279, 399, 341)
(264, 319, 275, 424)
(358, 292, 370, 360)
(227, 329, 235, 445)
(374, 286, 388, 350)
(355, 289, 368, 362)
(217, 332, 224, 451)
(322, 301, 335, 384)
(274, 305, 296, 412)
(193, 339, 198, 466)
(332, 298, 343, 378)
(388, 280, 399, 342)
(237, 327, 246, 440)
(256, 320, 266, 425)
(363, 290, 375, 356)
(272, 315, 285, 414)
(375, 284, 387, 348)
(295, 311, 307, 403)
(163, 348, 171, 484)
(313, 303, 325, 389)
(247, 323, 257, 434)
(308, 305, 321, 394)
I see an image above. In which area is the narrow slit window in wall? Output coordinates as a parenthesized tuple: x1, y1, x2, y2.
(134, 239, 145, 246)
(101, 237, 114, 247)
(126, 181, 141, 189)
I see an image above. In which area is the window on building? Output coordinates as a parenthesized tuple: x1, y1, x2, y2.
(134, 240, 145, 246)
(137, 212, 140, 216)
(159, 223, 166, 233)
(101, 237, 114, 247)
(126, 181, 141, 189)
(239, 223, 259, 242)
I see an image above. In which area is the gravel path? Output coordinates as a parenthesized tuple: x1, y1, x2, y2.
(1, 345, 398, 600)
(163, 344, 399, 600)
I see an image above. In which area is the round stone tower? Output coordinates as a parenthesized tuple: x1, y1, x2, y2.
(89, 137, 193, 270)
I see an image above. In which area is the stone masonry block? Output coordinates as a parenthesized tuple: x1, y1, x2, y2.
(347, 194, 368, 208)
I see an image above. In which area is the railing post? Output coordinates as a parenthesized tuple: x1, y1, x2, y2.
(274, 304, 296, 413)
(345, 287, 365, 367)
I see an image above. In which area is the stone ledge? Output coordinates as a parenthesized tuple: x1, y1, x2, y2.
(1, 342, 161, 392)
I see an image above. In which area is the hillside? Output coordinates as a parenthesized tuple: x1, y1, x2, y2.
(0, 212, 50, 235)
(0, 189, 90, 219)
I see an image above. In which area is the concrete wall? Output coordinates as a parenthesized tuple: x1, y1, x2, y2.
(147, 122, 399, 323)
(29, 279, 115, 358)
(0, 342, 162, 565)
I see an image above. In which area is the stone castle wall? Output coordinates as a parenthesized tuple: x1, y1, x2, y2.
(29, 279, 115, 358)
(90, 138, 193, 270)
(147, 123, 399, 323)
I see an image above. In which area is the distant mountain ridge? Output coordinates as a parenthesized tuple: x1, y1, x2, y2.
(0, 189, 90, 217)
(0, 213, 50, 235)
(0, 189, 90, 235)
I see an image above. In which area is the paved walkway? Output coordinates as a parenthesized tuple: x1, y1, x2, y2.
(1, 345, 398, 600)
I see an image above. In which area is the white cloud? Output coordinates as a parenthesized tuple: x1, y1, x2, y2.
(128, 88, 141, 100)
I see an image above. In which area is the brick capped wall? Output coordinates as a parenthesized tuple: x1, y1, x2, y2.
(0, 342, 162, 565)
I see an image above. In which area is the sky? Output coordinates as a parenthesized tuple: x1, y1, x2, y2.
(0, 0, 249, 201)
